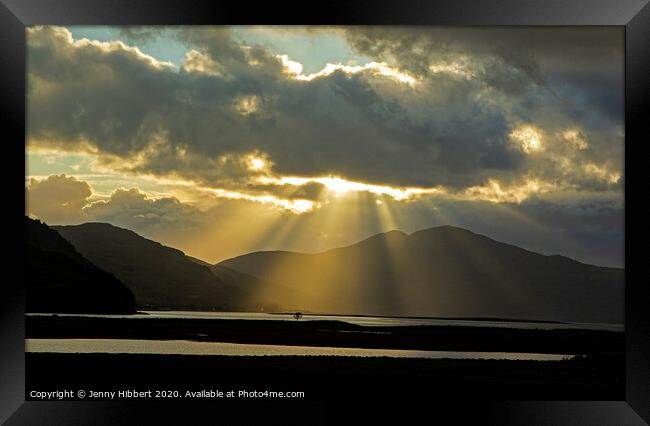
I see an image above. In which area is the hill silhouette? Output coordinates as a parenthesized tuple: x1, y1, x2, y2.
(26, 217, 135, 314)
(45, 220, 623, 322)
(54, 223, 277, 312)
(219, 226, 624, 323)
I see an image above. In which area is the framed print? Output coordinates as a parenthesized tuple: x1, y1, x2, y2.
(2, 0, 649, 424)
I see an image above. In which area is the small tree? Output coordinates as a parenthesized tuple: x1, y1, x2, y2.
(293, 312, 303, 322)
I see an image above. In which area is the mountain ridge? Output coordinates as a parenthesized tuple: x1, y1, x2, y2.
(44, 220, 622, 323)
(218, 225, 623, 323)
(220, 225, 616, 270)
(54, 222, 283, 312)
(26, 217, 136, 314)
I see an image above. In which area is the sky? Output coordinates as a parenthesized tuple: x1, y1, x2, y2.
(25, 26, 624, 267)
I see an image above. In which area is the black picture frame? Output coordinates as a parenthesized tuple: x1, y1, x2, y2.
(2, 0, 648, 423)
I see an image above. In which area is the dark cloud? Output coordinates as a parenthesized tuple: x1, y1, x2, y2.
(342, 26, 624, 122)
(27, 26, 625, 191)
(342, 28, 622, 86)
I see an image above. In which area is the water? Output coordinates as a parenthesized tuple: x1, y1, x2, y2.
(25, 338, 572, 361)
(27, 310, 624, 332)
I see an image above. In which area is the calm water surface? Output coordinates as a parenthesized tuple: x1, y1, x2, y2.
(25, 338, 572, 361)
(27, 311, 624, 331)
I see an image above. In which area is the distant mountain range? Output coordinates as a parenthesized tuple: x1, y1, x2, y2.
(33, 220, 622, 323)
(218, 226, 624, 323)
(26, 217, 135, 314)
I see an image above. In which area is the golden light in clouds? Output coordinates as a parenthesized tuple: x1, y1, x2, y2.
(209, 188, 317, 213)
(279, 55, 418, 85)
(246, 154, 270, 172)
(583, 163, 621, 184)
(277, 54, 303, 75)
(249, 158, 266, 171)
(203, 173, 560, 214)
(233, 95, 260, 116)
(428, 59, 474, 79)
(26, 146, 580, 217)
(260, 175, 440, 201)
(562, 129, 589, 150)
(182, 49, 224, 76)
(509, 125, 544, 153)
(462, 178, 556, 204)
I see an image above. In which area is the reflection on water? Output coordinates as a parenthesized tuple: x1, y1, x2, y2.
(27, 310, 624, 332)
(25, 338, 572, 361)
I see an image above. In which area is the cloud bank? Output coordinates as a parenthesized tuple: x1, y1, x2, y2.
(28, 26, 623, 196)
(26, 26, 624, 267)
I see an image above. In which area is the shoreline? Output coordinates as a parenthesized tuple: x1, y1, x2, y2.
(268, 311, 570, 324)
(26, 315, 624, 355)
(25, 315, 625, 400)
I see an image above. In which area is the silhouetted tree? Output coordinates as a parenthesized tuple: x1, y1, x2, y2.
(294, 312, 303, 322)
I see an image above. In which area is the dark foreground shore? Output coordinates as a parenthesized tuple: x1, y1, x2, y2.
(25, 315, 624, 400)
(26, 352, 624, 400)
